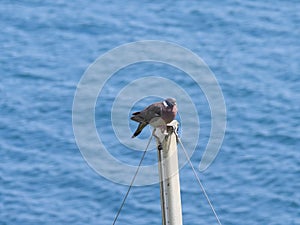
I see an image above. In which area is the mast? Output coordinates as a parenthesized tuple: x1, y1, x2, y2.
(155, 120, 183, 225)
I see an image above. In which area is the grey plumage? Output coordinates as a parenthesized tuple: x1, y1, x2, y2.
(131, 98, 177, 138)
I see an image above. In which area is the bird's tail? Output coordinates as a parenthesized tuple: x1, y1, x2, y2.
(132, 122, 147, 138)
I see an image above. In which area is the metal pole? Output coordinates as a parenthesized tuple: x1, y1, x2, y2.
(156, 120, 183, 225)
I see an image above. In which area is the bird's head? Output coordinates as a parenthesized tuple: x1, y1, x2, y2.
(164, 98, 176, 107)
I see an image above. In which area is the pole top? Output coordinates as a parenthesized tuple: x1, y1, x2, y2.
(167, 120, 179, 133)
(154, 120, 179, 146)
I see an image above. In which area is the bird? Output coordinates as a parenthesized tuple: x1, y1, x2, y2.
(130, 98, 177, 138)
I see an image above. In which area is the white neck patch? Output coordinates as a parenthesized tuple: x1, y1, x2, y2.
(162, 101, 168, 107)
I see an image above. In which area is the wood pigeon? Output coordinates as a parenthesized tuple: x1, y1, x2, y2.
(131, 98, 177, 138)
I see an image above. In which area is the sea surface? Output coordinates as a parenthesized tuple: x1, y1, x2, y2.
(1, 0, 300, 225)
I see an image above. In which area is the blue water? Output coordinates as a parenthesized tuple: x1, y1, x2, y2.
(1, 0, 300, 224)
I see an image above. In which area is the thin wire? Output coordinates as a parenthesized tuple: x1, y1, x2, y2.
(112, 132, 154, 225)
(176, 134, 222, 225)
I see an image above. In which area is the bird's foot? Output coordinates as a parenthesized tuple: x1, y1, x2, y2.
(153, 127, 167, 144)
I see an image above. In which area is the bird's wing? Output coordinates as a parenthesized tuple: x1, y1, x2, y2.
(131, 103, 162, 123)
(131, 102, 163, 123)
(142, 103, 162, 122)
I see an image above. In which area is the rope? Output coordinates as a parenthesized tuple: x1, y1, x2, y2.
(176, 134, 222, 225)
(112, 132, 154, 225)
